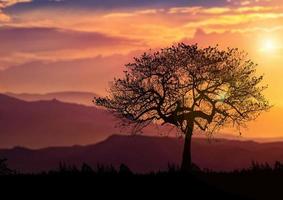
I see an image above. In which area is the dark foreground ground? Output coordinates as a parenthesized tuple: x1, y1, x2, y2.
(1, 161, 283, 199)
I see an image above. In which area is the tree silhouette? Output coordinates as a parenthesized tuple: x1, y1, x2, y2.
(95, 43, 270, 171)
(0, 158, 13, 176)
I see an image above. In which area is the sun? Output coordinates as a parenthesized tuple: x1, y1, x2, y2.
(260, 38, 276, 53)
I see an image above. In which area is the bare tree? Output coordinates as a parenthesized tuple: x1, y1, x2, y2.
(95, 43, 270, 171)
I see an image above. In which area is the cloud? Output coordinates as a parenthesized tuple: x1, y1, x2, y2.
(180, 28, 282, 60)
(168, 5, 278, 15)
(1, 1, 282, 68)
(0, 26, 140, 52)
(184, 12, 283, 30)
(0, 9, 9, 21)
(0, 0, 31, 8)
(103, 9, 162, 18)
(0, 52, 142, 94)
(182, 28, 247, 48)
(4, 0, 228, 12)
(227, 0, 275, 6)
(1, 1, 282, 76)
(0, 0, 31, 21)
(0, 0, 32, 23)
(1, 0, 281, 45)
(0, 26, 144, 68)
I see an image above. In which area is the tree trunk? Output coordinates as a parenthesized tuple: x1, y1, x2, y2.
(181, 126, 193, 172)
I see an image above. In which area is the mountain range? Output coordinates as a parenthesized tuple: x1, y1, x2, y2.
(2, 93, 283, 173)
(1, 134, 283, 173)
(5, 91, 98, 106)
(0, 93, 171, 148)
(0, 94, 118, 148)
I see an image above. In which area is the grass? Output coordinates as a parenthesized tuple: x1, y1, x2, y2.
(1, 159, 283, 199)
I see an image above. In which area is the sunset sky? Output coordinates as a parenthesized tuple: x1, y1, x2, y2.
(1, 0, 283, 138)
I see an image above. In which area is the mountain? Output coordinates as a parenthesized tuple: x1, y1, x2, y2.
(5, 91, 98, 106)
(0, 94, 119, 148)
(1, 135, 283, 173)
(0, 94, 170, 148)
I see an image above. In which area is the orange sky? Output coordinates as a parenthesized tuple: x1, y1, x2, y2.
(0, 0, 283, 138)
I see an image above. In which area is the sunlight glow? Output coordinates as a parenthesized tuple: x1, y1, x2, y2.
(260, 38, 276, 53)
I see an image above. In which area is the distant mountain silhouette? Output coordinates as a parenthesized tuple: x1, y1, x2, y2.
(0, 94, 119, 148)
(0, 94, 171, 148)
(5, 91, 99, 106)
(2, 135, 283, 173)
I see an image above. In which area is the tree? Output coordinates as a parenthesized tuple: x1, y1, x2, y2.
(0, 158, 13, 176)
(95, 43, 270, 171)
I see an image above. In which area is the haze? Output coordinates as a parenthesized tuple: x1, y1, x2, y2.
(0, 0, 283, 138)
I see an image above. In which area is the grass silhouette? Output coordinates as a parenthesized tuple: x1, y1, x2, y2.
(1, 158, 283, 199)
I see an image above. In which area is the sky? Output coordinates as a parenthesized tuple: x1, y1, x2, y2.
(0, 0, 283, 138)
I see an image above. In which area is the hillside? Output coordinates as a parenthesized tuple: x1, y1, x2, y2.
(2, 135, 283, 173)
(0, 94, 171, 148)
(0, 94, 118, 148)
(5, 91, 98, 106)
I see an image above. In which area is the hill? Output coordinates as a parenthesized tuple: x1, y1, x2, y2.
(5, 91, 98, 106)
(0, 94, 170, 148)
(0, 94, 119, 148)
(2, 135, 283, 173)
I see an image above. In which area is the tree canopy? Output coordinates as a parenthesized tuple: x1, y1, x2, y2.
(96, 44, 270, 134)
(95, 43, 270, 170)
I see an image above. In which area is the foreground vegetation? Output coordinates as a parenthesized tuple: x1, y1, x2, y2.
(1, 159, 283, 199)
